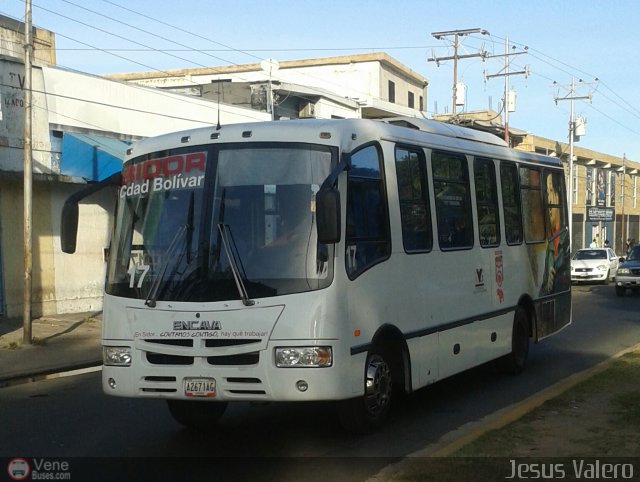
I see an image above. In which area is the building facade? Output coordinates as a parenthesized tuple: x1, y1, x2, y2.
(105, 52, 430, 120)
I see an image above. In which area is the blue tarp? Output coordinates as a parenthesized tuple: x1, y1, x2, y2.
(60, 132, 130, 181)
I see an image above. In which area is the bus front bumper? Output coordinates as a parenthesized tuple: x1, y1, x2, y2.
(101, 341, 357, 402)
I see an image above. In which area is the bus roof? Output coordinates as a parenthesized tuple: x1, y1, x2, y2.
(124, 117, 561, 168)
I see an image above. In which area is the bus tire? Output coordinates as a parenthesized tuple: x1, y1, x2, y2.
(500, 306, 530, 375)
(338, 350, 393, 433)
(167, 400, 228, 429)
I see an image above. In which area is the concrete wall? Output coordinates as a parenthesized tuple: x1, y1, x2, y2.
(0, 56, 54, 174)
(312, 98, 360, 120)
(0, 16, 56, 65)
(0, 177, 113, 318)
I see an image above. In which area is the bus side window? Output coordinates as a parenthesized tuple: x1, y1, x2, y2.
(519, 166, 545, 242)
(474, 157, 500, 247)
(500, 162, 523, 245)
(395, 146, 432, 252)
(432, 151, 473, 250)
(345, 144, 391, 278)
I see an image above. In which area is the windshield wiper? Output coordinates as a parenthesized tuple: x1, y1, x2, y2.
(217, 223, 255, 306)
(144, 225, 187, 307)
(185, 192, 195, 264)
(145, 194, 195, 308)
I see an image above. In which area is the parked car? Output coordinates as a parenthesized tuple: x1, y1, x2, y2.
(614, 245, 640, 296)
(571, 248, 619, 284)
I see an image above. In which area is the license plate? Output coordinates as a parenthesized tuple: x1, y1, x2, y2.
(184, 378, 216, 397)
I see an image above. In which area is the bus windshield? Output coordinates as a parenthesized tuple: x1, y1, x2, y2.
(106, 143, 335, 303)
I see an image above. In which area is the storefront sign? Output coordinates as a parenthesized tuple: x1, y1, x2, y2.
(586, 206, 614, 222)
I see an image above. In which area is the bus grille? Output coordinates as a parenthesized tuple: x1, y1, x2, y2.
(146, 353, 194, 365)
(208, 353, 259, 366)
(142, 339, 261, 366)
(140, 376, 178, 393)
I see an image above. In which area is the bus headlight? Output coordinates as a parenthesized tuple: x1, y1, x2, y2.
(275, 347, 332, 367)
(103, 347, 132, 366)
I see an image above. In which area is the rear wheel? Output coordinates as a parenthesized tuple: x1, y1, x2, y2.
(167, 400, 228, 429)
(616, 286, 626, 297)
(338, 350, 393, 433)
(500, 306, 530, 375)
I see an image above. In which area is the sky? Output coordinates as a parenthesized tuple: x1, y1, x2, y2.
(3, 0, 640, 160)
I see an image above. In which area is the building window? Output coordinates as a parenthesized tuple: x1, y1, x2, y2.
(388, 81, 395, 103)
(419, 96, 424, 111)
(408, 92, 415, 109)
(609, 171, 616, 207)
(586, 167, 594, 206)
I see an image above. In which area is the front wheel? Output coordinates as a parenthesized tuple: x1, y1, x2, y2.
(499, 306, 530, 375)
(338, 351, 393, 433)
(167, 400, 228, 430)
(603, 270, 611, 285)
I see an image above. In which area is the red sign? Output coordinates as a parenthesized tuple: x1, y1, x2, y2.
(122, 152, 206, 185)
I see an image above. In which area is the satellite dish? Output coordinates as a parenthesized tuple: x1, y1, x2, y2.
(260, 58, 280, 75)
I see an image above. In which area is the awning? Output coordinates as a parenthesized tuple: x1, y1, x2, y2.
(60, 132, 129, 181)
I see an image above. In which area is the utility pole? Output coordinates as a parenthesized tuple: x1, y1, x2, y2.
(621, 154, 626, 252)
(554, 77, 594, 249)
(428, 28, 489, 115)
(23, 0, 33, 344)
(483, 36, 528, 145)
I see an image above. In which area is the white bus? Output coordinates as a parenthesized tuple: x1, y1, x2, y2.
(62, 117, 571, 432)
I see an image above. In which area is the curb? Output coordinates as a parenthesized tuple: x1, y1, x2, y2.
(368, 341, 640, 481)
(0, 362, 102, 389)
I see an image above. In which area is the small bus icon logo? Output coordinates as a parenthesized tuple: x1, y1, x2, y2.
(7, 458, 30, 481)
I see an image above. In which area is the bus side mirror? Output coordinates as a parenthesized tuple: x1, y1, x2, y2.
(59, 172, 122, 255)
(61, 198, 79, 254)
(316, 188, 341, 244)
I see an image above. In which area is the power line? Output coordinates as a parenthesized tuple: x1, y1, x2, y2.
(101, 0, 264, 62)
(59, 0, 242, 68)
(30, 0, 215, 71)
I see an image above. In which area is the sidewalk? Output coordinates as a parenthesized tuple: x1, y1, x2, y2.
(0, 311, 102, 386)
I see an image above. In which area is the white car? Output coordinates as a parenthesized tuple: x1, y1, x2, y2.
(571, 248, 619, 284)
